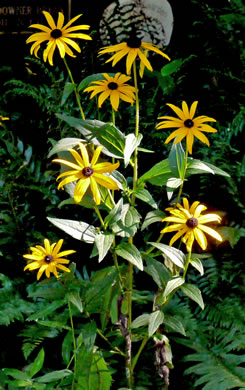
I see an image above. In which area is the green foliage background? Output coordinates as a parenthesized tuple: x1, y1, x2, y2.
(0, 0, 244, 389)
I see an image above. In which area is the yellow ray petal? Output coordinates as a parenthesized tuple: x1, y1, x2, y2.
(169, 227, 189, 246)
(57, 12, 64, 29)
(98, 90, 111, 107)
(189, 101, 198, 119)
(194, 227, 207, 250)
(198, 213, 221, 223)
(166, 103, 186, 120)
(62, 14, 83, 30)
(110, 91, 120, 111)
(198, 225, 223, 241)
(43, 11, 56, 30)
(91, 146, 103, 166)
(53, 158, 81, 171)
(56, 264, 71, 272)
(93, 173, 119, 190)
(78, 143, 90, 166)
(193, 129, 210, 146)
(74, 178, 90, 203)
(37, 264, 48, 280)
(93, 161, 120, 173)
(182, 101, 190, 119)
(52, 239, 64, 257)
(90, 177, 101, 205)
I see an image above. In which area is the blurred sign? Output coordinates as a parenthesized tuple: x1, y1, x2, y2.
(100, 0, 173, 47)
(0, 0, 70, 33)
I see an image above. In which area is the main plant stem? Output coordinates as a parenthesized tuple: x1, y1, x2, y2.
(68, 300, 77, 390)
(63, 57, 86, 120)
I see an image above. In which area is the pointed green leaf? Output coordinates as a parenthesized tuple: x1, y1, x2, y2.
(35, 369, 72, 383)
(168, 141, 185, 178)
(67, 291, 83, 313)
(104, 198, 123, 228)
(190, 257, 204, 276)
(27, 300, 65, 321)
(187, 158, 230, 177)
(47, 217, 96, 244)
(29, 348, 45, 378)
(163, 276, 185, 299)
(124, 133, 143, 167)
(56, 114, 125, 159)
(38, 320, 71, 330)
(111, 204, 141, 237)
(166, 177, 183, 200)
(131, 313, 150, 329)
(61, 82, 77, 106)
(134, 188, 158, 209)
(115, 242, 143, 271)
(161, 59, 183, 76)
(2, 368, 29, 381)
(164, 314, 186, 336)
(181, 283, 204, 310)
(137, 159, 172, 186)
(217, 226, 243, 248)
(148, 310, 164, 337)
(47, 137, 83, 158)
(141, 209, 165, 231)
(62, 330, 73, 365)
(148, 242, 185, 269)
(94, 233, 114, 262)
(144, 255, 170, 288)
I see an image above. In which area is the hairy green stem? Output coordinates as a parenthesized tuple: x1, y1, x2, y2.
(183, 251, 192, 279)
(68, 300, 77, 390)
(63, 57, 86, 120)
(132, 336, 149, 371)
(175, 148, 188, 206)
(94, 205, 105, 228)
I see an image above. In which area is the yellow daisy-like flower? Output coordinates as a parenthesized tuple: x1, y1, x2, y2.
(23, 239, 75, 280)
(53, 143, 120, 205)
(0, 115, 9, 126)
(156, 101, 217, 154)
(26, 11, 92, 66)
(84, 73, 136, 111)
(161, 198, 222, 253)
(98, 36, 170, 76)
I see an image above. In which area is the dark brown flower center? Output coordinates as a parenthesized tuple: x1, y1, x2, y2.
(184, 119, 194, 128)
(126, 36, 142, 48)
(82, 167, 94, 177)
(45, 255, 54, 263)
(51, 29, 62, 39)
(108, 82, 118, 90)
(186, 217, 198, 228)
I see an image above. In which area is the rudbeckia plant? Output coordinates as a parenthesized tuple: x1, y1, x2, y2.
(18, 10, 232, 390)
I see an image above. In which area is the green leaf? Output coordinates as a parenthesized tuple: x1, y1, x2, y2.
(38, 320, 70, 330)
(148, 310, 164, 337)
(164, 314, 186, 336)
(218, 226, 244, 248)
(2, 368, 29, 381)
(166, 177, 183, 200)
(62, 330, 73, 365)
(134, 188, 158, 209)
(181, 283, 204, 310)
(47, 138, 83, 158)
(115, 242, 143, 271)
(124, 133, 143, 167)
(28, 348, 45, 378)
(47, 217, 96, 244)
(131, 313, 150, 329)
(141, 209, 165, 231)
(67, 291, 83, 313)
(144, 256, 170, 288)
(27, 300, 65, 321)
(56, 114, 125, 159)
(104, 198, 123, 228)
(161, 59, 183, 76)
(168, 141, 185, 178)
(35, 369, 72, 383)
(148, 242, 185, 269)
(163, 276, 185, 299)
(137, 159, 172, 186)
(111, 204, 141, 237)
(61, 82, 76, 106)
(187, 158, 230, 177)
(190, 257, 204, 276)
(94, 233, 114, 262)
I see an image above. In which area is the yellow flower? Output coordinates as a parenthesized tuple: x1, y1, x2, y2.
(23, 239, 75, 280)
(156, 101, 217, 154)
(53, 143, 120, 205)
(161, 198, 222, 253)
(98, 36, 170, 76)
(0, 115, 9, 126)
(26, 11, 92, 66)
(84, 73, 136, 111)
